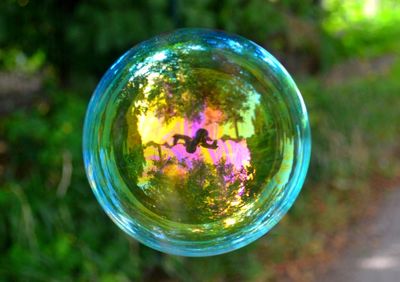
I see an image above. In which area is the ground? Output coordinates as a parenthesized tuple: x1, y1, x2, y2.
(320, 187, 400, 282)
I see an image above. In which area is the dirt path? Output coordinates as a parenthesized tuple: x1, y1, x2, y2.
(320, 187, 400, 282)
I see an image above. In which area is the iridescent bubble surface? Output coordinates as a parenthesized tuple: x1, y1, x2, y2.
(83, 29, 311, 256)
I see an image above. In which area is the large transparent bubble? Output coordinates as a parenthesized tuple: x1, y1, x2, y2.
(83, 29, 311, 256)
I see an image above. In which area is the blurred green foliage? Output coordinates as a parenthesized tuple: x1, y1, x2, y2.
(1, 0, 400, 281)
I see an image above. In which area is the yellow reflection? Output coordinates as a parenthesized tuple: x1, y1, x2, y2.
(273, 137, 294, 186)
(224, 218, 236, 227)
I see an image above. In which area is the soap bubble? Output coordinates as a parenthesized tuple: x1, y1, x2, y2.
(83, 29, 311, 256)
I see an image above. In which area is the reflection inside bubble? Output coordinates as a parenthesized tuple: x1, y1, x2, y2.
(113, 46, 291, 225)
(84, 29, 310, 256)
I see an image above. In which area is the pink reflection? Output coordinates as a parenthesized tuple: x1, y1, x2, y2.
(164, 109, 250, 170)
(142, 106, 252, 188)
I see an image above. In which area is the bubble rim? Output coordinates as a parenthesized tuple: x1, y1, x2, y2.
(83, 28, 311, 257)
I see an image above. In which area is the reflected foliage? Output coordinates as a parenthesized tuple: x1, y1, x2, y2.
(99, 31, 301, 251)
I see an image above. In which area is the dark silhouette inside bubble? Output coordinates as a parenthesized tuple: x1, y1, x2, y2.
(173, 128, 218, 153)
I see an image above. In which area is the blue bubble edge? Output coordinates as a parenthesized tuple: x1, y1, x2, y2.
(82, 28, 312, 257)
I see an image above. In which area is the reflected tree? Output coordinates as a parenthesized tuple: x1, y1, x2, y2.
(114, 47, 273, 223)
(127, 49, 252, 131)
(140, 157, 253, 223)
(246, 105, 281, 196)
